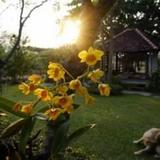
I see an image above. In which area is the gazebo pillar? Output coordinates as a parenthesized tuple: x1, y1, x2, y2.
(148, 52, 158, 76)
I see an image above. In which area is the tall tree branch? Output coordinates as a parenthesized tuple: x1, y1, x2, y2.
(1, 0, 49, 67)
(22, 0, 48, 25)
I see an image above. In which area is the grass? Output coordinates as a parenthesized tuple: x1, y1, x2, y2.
(1, 85, 160, 160)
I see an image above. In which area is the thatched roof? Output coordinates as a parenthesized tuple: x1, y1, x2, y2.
(104, 28, 158, 53)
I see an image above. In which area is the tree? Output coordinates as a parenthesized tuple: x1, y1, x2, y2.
(5, 47, 38, 83)
(102, 0, 160, 45)
(68, 0, 117, 50)
(0, 45, 5, 59)
(0, 0, 49, 69)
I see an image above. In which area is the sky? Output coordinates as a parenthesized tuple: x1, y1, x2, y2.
(0, 0, 80, 48)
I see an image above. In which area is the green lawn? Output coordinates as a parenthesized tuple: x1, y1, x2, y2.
(1, 85, 160, 160)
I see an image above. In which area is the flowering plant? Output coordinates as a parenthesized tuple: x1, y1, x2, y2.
(0, 47, 110, 160)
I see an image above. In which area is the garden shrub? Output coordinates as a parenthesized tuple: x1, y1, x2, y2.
(110, 84, 123, 95)
(110, 76, 123, 95)
(148, 70, 160, 93)
(148, 58, 160, 93)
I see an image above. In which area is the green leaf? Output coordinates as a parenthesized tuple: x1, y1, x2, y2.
(35, 105, 49, 113)
(68, 124, 96, 145)
(35, 113, 47, 121)
(51, 120, 70, 155)
(19, 117, 36, 155)
(1, 118, 26, 139)
(0, 96, 27, 118)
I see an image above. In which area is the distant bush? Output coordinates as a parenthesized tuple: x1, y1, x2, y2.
(110, 84, 123, 95)
(4, 47, 38, 83)
(85, 76, 124, 96)
(148, 70, 160, 93)
(148, 59, 160, 93)
(110, 76, 123, 95)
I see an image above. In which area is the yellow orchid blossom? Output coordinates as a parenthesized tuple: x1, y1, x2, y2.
(18, 82, 36, 95)
(13, 103, 21, 112)
(47, 62, 65, 81)
(63, 105, 73, 113)
(85, 95, 95, 105)
(69, 79, 82, 90)
(18, 82, 30, 95)
(34, 88, 52, 101)
(53, 95, 73, 109)
(45, 108, 62, 120)
(21, 104, 32, 114)
(98, 84, 111, 96)
(88, 69, 104, 83)
(56, 85, 68, 95)
(28, 74, 42, 85)
(78, 47, 104, 66)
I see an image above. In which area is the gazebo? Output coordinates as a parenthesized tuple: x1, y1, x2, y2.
(101, 28, 159, 87)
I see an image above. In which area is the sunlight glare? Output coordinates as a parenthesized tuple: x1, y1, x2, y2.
(56, 19, 81, 47)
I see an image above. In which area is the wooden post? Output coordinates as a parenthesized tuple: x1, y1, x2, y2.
(115, 52, 118, 72)
(108, 43, 113, 84)
(106, 1, 119, 84)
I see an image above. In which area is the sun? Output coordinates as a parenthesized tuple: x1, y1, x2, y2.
(56, 19, 81, 47)
(0, 1, 81, 48)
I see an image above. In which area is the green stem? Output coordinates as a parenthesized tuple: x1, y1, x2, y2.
(32, 98, 41, 108)
(77, 66, 90, 79)
(61, 65, 75, 80)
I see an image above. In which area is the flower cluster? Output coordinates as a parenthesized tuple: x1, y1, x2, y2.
(16, 47, 111, 121)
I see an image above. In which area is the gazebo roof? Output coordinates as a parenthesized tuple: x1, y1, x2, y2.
(104, 28, 158, 53)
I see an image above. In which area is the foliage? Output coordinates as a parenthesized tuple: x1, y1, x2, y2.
(67, 0, 117, 49)
(4, 47, 38, 83)
(34, 45, 78, 75)
(0, 0, 49, 72)
(102, 0, 160, 45)
(148, 71, 160, 93)
(110, 76, 123, 95)
(0, 44, 5, 59)
(0, 47, 110, 159)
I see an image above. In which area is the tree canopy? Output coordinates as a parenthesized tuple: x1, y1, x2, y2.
(102, 0, 160, 46)
(68, 0, 117, 50)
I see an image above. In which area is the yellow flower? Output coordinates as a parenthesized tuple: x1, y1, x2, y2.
(78, 47, 104, 66)
(13, 103, 21, 112)
(18, 82, 30, 95)
(69, 79, 82, 90)
(28, 83, 36, 92)
(34, 88, 52, 101)
(45, 108, 62, 120)
(28, 74, 42, 85)
(69, 80, 88, 98)
(64, 105, 73, 113)
(56, 85, 68, 95)
(98, 84, 111, 96)
(88, 69, 104, 82)
(76, 86, 88, 97)
(47, 62, 65, 81)
(53, 96, 73, 109)
(21, 104, 32, 114)
(85, 95, 95, 105)
(18, 82, 37, 95)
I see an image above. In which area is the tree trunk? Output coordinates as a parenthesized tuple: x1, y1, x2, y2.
(77, 0, 117, 50)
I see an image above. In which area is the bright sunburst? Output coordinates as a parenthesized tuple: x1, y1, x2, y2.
(56, 19, 81, 47)
(0, 0, 81, 48)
